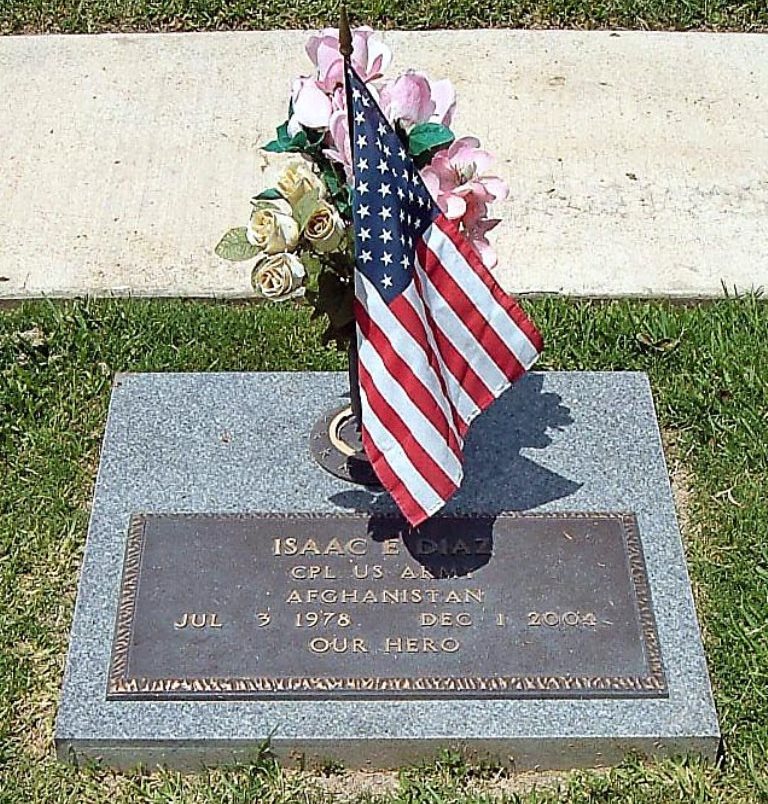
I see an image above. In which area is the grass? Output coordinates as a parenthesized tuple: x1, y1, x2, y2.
(1, 296, 767, 802)
(1, 0, 767, 35)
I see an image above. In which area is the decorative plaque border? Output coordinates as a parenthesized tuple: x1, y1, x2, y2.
(107, 512, 667, 700)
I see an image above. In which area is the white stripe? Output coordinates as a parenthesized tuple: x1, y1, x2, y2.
(356, 272, 466, 447)
(358, 382, 446, 516)
(426, 222, 540, 369)
(415, 257, 509, 395)
(400, 282, 478, 427)
(357, 336, 463, 488)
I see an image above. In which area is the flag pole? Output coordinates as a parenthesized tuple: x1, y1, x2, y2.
(310, 6, 380, 488)
(339, 6, 364, 436)
(339, 5, 353, 59)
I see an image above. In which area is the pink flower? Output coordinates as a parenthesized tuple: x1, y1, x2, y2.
(430, 79, 456, 127)
(380, 72, 456, 130)
(306, 27, 392, 93)
(288, 77, 333, 134)
(323, 89, 353, 177)
(466, 217, 501, 269)
(421, 137, 507, 268)
(421, 137, 507, 220)
(380, 71, 435, 129)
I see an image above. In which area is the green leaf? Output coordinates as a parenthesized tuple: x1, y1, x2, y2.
(304, 127, 325, 148)
(253, 188, 283, 201)
(322, 168, 342, 197)
(263, 121, 302, 153)
(293, 188, 321, 231)
(262, 121, 323, 154)
(214, 228, 260, 262)
(319, 164, 354, 219)
(408, 123, 454, 158)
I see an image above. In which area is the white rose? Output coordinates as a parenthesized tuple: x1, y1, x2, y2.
(277, 160, 327, 208)
(246, 199, 299, 254)
(251, 252, 306, 301)
(304, 201, 346, 254)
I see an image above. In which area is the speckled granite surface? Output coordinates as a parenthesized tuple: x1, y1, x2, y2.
(55, 371, 719, 769)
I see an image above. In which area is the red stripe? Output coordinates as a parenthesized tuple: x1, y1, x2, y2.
(418, 233, 527, 383)
(434, 215, 544, 354)
(357, 361, 458, 504)
(412, 251, 495, 411)
(386, 292, 468, 438)
(361, 424, 430, 527)
(355, 300, 463, 459)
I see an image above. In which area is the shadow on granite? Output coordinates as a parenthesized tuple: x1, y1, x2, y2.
(329, 373, 582, 517)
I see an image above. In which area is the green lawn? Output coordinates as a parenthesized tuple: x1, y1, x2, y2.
(1, 296, 767, 802)
(1, 0, 767, 35)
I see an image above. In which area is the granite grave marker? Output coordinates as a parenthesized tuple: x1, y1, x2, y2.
(56, 371, 720, 769)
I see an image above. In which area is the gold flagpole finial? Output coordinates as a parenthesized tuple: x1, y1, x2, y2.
(339, 5, 353, 59)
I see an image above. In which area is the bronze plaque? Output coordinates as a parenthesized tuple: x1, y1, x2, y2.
(108, 513, 666, 700)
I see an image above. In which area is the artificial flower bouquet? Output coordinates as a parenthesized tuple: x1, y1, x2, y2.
(216, 26, 509, 346)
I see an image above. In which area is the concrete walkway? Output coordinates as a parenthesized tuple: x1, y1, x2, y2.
(1, 30, 766, 300)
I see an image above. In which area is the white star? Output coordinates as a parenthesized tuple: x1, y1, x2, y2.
(377, 183, 391, 198)
(400, 234, 406, 246)
(355, 111, 365, 124)
(396, 187, 405, 200)
(381, 274, 393, 288)
(352, 87, 361, 100)
(359, 227, 371, 242)
(380, 229, 392, 243)
(402, 168, 409, 181)
(357, 157, 368, 172)
(398, 147, 407, 161)
(382, 252, 393, 266)
(358, 204, 370, 219)
(375, 138, 382, 149)
(401, 255, 410, 269)
(379, 206, 392, 221)
(377, 159, 388, 175)
(417, 195, 425, 207)
(360, 250, 373, 263)
(408, 189, 414, 202)
(377, 121, 387, 136)
(407, 213, 412, 225)
(356, 134, 367, 149)
(357, 181, 368, 195)
(383, 144, 391, 157)
(361, 94, 370, 107)
(399, 209, 405, 222)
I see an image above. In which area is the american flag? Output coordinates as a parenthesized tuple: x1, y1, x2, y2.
(346, 63, 543, 526)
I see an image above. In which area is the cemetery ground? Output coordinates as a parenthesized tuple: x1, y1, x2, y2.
(1, 0, 767, 34)
(0, 296, 766, 802)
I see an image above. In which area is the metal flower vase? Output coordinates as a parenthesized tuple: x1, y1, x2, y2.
(310, 337, 381, 487)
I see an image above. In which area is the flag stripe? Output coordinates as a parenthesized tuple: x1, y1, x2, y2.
(414, 248, 510, 397)
(355, 273, 464, 455)
(411, 262, 496, 413)
(357, 378, 444, 520)
(395, 285, 477, 434)
(355, 311, 464, 486)
(431, 216, 542, 369)
(435, 216, 544, 356)
(418, 234, 526, 386)
(357, 360, 460, 501)
(359, 428, 429, 525)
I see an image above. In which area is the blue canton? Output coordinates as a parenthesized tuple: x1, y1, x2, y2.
(347, 68, 438, 304)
